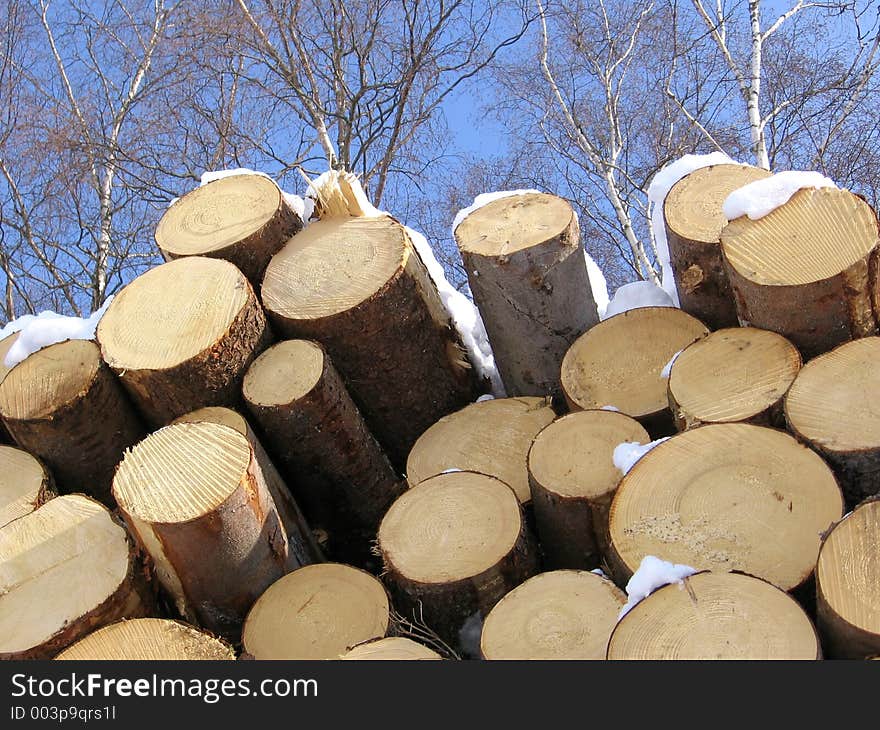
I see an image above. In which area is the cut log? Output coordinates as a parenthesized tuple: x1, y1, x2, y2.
(721, 187, 880, 358)
(0, 339, 145, 504)
(341, 636, 442, 660)
(664, 163, 772, 329)
(816, 500, 880, 658)
(453, 193, 599, 396)
(0, 494, 148, 659)
(607, 423, 843, 596)
(560, 307, 709, 436)
(242, 339, 403, 565)
(377, 471, 538, 649)
(0, 445, 54, 529)
(261, 214, 480, 466)
(97, 256, 270, 427)
(54, 618, 235, 660)
(156, 173, 302, 286)
(0, 332, 17, 443)
(607, 571, 820, 660)
(785, 337, 880, 507)
(170, 406, 321, 568)
(113, 421, 291, 639)
(527, 410, 649, 569)
(480, 570, 625, 660)
(405, 396, 556, 505)
(668, 327, 801, 431)
(242, 563, 390, 660)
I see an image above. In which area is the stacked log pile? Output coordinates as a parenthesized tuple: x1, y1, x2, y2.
(2, 166, 880, 661)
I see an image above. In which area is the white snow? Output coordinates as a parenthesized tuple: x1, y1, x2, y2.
(200, 167, 272, 186)
(722, 170, 838, 221)
(583, 250, 609, 319)
(618, 555, 697, 619)
(1, 297, 114, 368)
(661, 349, 683, 379)
(282, 190, 313, 224)
(476, 394, 495, 402)
(647, 152, 736, 305)
(612, 437, 670, 475)
(591, 568, 607, 577)
(600, 405, 620, 412)
(451, 189, 542, 234)
(440, 468, 463, 474)
(603, 280, 675, 319)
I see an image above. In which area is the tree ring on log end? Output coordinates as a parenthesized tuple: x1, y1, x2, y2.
(341, 636, 442, 660)
(242, 339, 325, 406)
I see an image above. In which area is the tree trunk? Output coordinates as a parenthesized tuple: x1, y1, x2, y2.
(261, 215, 480, 467)
(112, 420, 291, 640)
(0, 339, 145, 505)
(453, 193, 599, 396)
(0, 445, 55, 529)
(815, 499, 880, 659)
(0, 494, 149, 660)
(664, 164, 771, 329)
(98, 256, 271, 427)
(668, 327, 801, 431)
(721, 187, 880, 359)
(242, 339, 402, 568)
(527, 410, 648, 570)
(377, 471, 539, 651)
(156, 173, 302, 286)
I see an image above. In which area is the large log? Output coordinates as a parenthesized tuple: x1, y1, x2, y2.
(242, 339, 403, 565)
(98, 256, 271, 426)
(816, 499, 880, 658)
(113, 421, 291, 639)
(0, 339, 145, 504)
(560, 307, 708, 436)
(453, 193, 599, 396)
(664, 163, 771, 329)
(668, 327, 801, 431)
(242, 563, 390, 660)
(156, 173, 302, 286)
(784, 337, 880, 507)
(527, 410, 649, 569)
(607, 571, 820, 660)
(480, 570, 625, 660)
(607, 423, 843, 597)
(0, 494, 148, 659)
(171, 406, 321, 568)
(0, 445, 54, 529)
(377, 471, 538, 650)
(261, 214, 480, 466)
(721, 187, 880, 358)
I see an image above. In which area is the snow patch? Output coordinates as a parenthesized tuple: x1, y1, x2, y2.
(451, 189, 542, 234)
(722, 170, 838, 221)
(603, 281, 675, 319)
(583, 250, 609, 319)
(591, 568, 607, 577)
(647, 152, 736, 305)
(612, 437, 670, 475)
(200, 167, 272, 186)
(476, 394, 495, 402)
(1, 297, 114, 368)
(661, 349, 683, 379)
(619, 555, 697, 619)
(440, 468, 462, 474)
(600, 405, 620, 412)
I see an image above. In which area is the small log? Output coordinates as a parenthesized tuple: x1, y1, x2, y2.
(721, 187, 880, 358)
(242, 339, 403, 565)
(113, 421, 291, 639)
(377, 471, 538, 649)
(0, 494, 148, 659)
(453, 193, 599, 396)
(560, 307, 708, 436)
(406, 396, 556, 505)
(816, 499, 880, 658)
(156, 173, 302, 286)
(668, 327, 801, 431)
(242, 563, 390, 660)
(98, 256, 271, 426)
(664, 163, 772, 329)
(261, 214, 480, 466)
(341, 637, 442, 660)
(785, 337, 880, 507)
(607, 572, 820, 659)
(170, 406, 321, 568)
(607, 423, 843, 596)
(480, 570, 625, 660)
(0, 445, 54, 528)
(54, 618, 235, 660)
(0, 339, 145, 504)
(527, 410, 649, 569)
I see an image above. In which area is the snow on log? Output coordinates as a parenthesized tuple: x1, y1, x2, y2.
(341, 637, 442, 660)
(98, 256, 271, 427)
(0, 340, 145, 505)
(453, 192, 600, 396)
(0, 445, 54, 529)
(602, 281, 674, 320)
